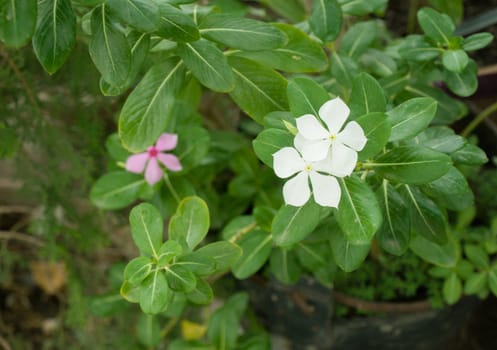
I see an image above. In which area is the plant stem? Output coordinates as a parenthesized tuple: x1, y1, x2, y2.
(407, 0, 420, 34)
(461, 100, 497, 137)
(163, 173, 181, 203)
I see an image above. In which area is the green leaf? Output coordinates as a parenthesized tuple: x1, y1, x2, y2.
(338, 0, 388, 16)
(444, 59, 478, 97)
(90, 171, 145, 210)
(416, 125, 466, 152)
(157, 240, 183, 266)
(0, 125, 20, 157)
(428, 0, 462, 23)
(32, 0, 76, 74)
(349, 72, 386, 119)
(253, 128, 293, 168)
(175, 253, 216, 276)
(399, 35, 442, 62)
(308, 0, 342, 42)
(106, 0, 159, 32)
(232, 229, 272, 279)
(0, 0, 36, 47)
(442, 49, 468, 73)
(270, 248, 302, 284)
(176, 126, 210, 170)
(166, 264, 197, 292)
(89, 5, 131, 86)
(287, 77, 330, 117)
(443, 273, 462, 305)
(177, 39, 234, 92)
(258, 0, 305, 22)
(387, 97, 437, 142)
(409, 234, 457, 267)
(238, 23, 328, 73)
(488, 266, 497, 297)
(186, 277, 213, 304)
(124, 257, 153, 285)
(194, 241, 242, 272)
(296, 241, 329, 270)
(169, 196, 210, 251)
(372, 146, 452, 184)
(421, 167, 473, 211)
(207, 308, 239, 350)
(119, 59, 185, 152)
(88, 293, 128, 317)
(120, 280, 141, 303)
(451, 143, 488, 165)
(337, 176, 382, 244)
(339, 20, 377, 58)
(263, 111, 295, 131)
(155, 2, 199, 42)
(355, 112, 391, 160)
(137, 314, 161, 348)
(330, 226, 370, 272)
(199, 13, 286, 51)
(330, 52, 358, 88)
(375, 181, 410, 255)
(272, 201, 322, 247)
(417, 7, 454, 44)
(228, 56, 288, 123)
(360, 48, 397, 77)
(463, 32, 494, 51)
(464, 272, 487, 295)
(139, 269, 170, 314)
(129, 203, 164, 258)
(221, 215, 256, 241)
(464, 245, 489, 269)
(403, 185, 448, 244)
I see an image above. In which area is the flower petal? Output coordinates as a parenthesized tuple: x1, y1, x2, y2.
(125, 153, 149, 173)
(337, 121, 367, 151)
(155, 133, 178, 151)
(319, 97, 350, 135)
(158, 153, 182, 171)
(309, 172, 341, 208)
(294, 132, 311, 153)
(145, 158, 163, 185)
(329, 142, 358, 177)
(312, 151, 335, 174)
(296, 114, 329, 140)
(300, 139, 331, 162)
(283, 171, 311, 207)
(273, 147, 305, 178)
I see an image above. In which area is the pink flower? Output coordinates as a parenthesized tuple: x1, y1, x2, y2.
(125, 133, 182, 185)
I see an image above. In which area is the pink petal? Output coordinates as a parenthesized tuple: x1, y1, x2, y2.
(283, 171, 311, 207)
(145, 158, 163, 185)
(310, 172, 341, 208)
(125, 153, 149, 173)
(337, 121, 367, 151)
(158, 153, 182, 172)
(319, 97, 350, 135)
(296, 114, 329, 141)
(155, 133, 178, 151)
(273, 147, 305, 178)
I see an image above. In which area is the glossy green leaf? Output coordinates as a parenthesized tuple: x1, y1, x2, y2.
(175, 253, 215, 276)
(309, 0, 342, 42)
(120, 280, 141, 303)
(464, 272, 487, 295)
(32, 0, 76, 74)
(417, 7, 454, 44)
(137, 314, 161, 348)
(194, 241, 242, 272)
(272, 201, 322, 247)
(338, 0, 387, 16)
(360, 48, 397, 77)
(252, 128, 293, 168)
(258, 0, 305, 22)
(375, 181, 410, 255)
(155, 2, 199, 42)
(166, 264, 197, 292)
(207, 308, 239, 350)
(124, 257, 153, 285)
(403, 185, 448, 244)
(464, 245, 489, 269)
(129, 203, 164, 258)
(287, 77, 330, 117)
(488, 266, 497, 297)
(270, 248, 301, 284)
(0, 0, 36, 47)
(296, 241, 330, 270)
(444, 59, 478, 97)
(372, 146, 452, 184)
(355, 112, 391, 160)
(221, 215, 256, 241)
(330, 52, 358, 88)
(399, 35, 441, 61)
(157, 240, 183, 266)
(451, 143, 488, 165)
(263, 111, 295, 131)
(90, 171, 145, 210)
(169, 196, 210, 251)
(199, 13, 286, 51)
(107, 0, 159, 32)
(463, 32, 494, 51)
(349, 72, 386, 119)
(387, 97, 437, 142)
(88, 293, 128, 317)
(238, 23, 328, 73)
(409, 234, 457, 267)
(232, 229, 272, 279)
(337, 176, 382, 244)
(89, 5, 131, 86)
(443, 273, 462, 305)
(340, 20, 377, 58)
(139, 269, 170, 314)
(177, 39, 234, 92)
(228, 56, 288, 123)
(416, 125, 465, 153)
(176, 126, 210, 169)
(186, 277, 213, 304)
(330, 226, 370, 272)
(442, 49, 468, 72)
(119, 60, 185, 152)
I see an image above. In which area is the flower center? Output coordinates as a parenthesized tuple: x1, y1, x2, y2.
(329, 134, 336, 141)
(304, 164, 313, 173)
(147, 146, 158, 158)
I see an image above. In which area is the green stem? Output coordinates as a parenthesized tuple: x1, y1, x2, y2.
(407, 0, 420, 34)
(163, 173, 180, 203)
(461, 100, 497, 137)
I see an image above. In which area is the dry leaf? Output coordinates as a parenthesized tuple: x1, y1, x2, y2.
(30, 261, 67, 295)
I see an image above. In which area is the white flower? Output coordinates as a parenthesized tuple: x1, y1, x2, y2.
(295, 97, 367, 167)
(273, 145, 342, 208)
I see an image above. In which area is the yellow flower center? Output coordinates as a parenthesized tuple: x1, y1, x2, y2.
(305, 164, 312, 172)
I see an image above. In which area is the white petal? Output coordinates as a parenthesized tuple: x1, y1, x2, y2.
(318, 97, 350, 134)
(296, 114, 329, 140)
(337, 121, 367, 151)
(313, 151, 335, 174)
(294, 132, 311, 153)
(309, 172, 341, 208)
(329, 143, 358, 177)
(273, 147, 305, 178)
(283, 171, 311, 207)
(300, 139, 331, 162)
